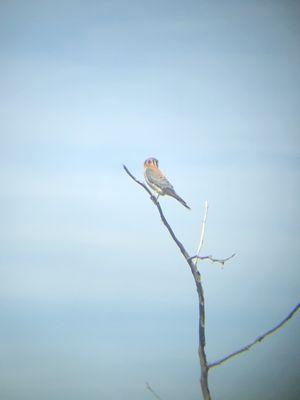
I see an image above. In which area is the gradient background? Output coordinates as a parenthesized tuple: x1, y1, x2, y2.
(1, 1, 299, 399)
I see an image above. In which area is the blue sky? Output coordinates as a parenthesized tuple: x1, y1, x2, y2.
(0, 1, 300, 399)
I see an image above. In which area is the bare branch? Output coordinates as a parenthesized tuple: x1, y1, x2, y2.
(146, 382, 163, 400)
(195, 200, 209, 268)
(124, 165, 212, 400)
(123, 165, 191, 261)
(208, 302, 300, 369)
(124, 164, 299, 400)
(189, 253, 236, 267)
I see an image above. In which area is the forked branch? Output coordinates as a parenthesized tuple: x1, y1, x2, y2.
(124, 164, 299, 400)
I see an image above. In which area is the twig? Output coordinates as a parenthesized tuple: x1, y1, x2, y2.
(146, 382, 162, 400)
(192, 201, 234, 269)
(195, 200, 209, 268)
(189, 253, 236, 267)
(123, 165, 212, 400)
(208, 302, 300, 369)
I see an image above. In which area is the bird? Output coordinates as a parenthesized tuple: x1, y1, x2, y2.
(144, 157, 191, 209)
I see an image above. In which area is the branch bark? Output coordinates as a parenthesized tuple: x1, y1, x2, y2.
(208, 302, 300, 369)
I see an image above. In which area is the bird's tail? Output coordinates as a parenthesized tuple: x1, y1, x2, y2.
(166, 189, 191, 210)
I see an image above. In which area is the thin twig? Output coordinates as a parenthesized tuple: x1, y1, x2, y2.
(146, 382, 163, 400)
(195, 200, 209, 268)
(189, 253, 236, 267)
(208, 302, 300, 369)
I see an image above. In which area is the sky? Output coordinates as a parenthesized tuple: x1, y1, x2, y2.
(0, 1, 300, 399)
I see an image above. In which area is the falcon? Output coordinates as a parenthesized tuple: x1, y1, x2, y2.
(144, 157, 190, 209)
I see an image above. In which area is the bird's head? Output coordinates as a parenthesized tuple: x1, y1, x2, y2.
(144, 158, 159, 168)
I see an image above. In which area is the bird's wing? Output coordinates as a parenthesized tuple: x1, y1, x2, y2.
(145, 168, 174, 191)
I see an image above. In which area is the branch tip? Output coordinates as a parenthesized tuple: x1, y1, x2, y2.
(208, 302, 300, 369)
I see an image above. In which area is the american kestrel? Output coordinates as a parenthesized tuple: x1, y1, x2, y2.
(144, 157, 191, 209)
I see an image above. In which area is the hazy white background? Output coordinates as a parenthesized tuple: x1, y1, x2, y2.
(0, 1, 299, 399)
